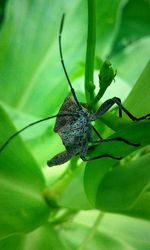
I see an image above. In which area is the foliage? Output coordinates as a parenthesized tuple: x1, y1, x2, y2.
(0, 0, 150, 249)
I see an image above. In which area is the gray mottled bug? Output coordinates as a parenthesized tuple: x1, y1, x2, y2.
(0, 14, 150, 167)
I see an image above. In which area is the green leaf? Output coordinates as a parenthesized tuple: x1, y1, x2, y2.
(122, 191, 150, 221)
(0, 223, 65, 250)
(56, 165, 92, 210)
(0, 0, 7, 28)
(0, 106, 49, 238)
(96, 153, 150, 218)
(112, 0, 150, 53)
(0, 0, 87, 116)
(4, 214, 150, 250)
(84, 121, 150, 206)
(60, 222, 132, 250)
(59, 211, 150, 250)
(125, 60, 150, 116)
(96, 0, 128, 58)
(111, 37, 150, 86)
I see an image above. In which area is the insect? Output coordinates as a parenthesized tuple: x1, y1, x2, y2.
(0, 14, 150, 167)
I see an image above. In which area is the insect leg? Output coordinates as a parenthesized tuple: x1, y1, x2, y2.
(113, 98, 150, 121)
(81, 154, 122, 161)
(92, 126, 103, 139)
(47, 150, 74, 167)
(92, 97, 150, 121)
(80, 141, 88, 160)
(80, 140, 122, 161)
(90, 137, 140, 147)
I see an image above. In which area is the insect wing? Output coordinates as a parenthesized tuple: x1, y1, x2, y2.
(54, 97, 78, 132)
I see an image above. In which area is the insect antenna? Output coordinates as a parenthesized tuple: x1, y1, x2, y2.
(0, 113, 76, 153)
(59, 13, 81, 109)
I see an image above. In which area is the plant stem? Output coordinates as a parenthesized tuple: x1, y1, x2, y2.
(43, 167, 72, 207)
(84, 0, 96, 107)
(77, 212, 105, 250)
(43, 160, 81, 208)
